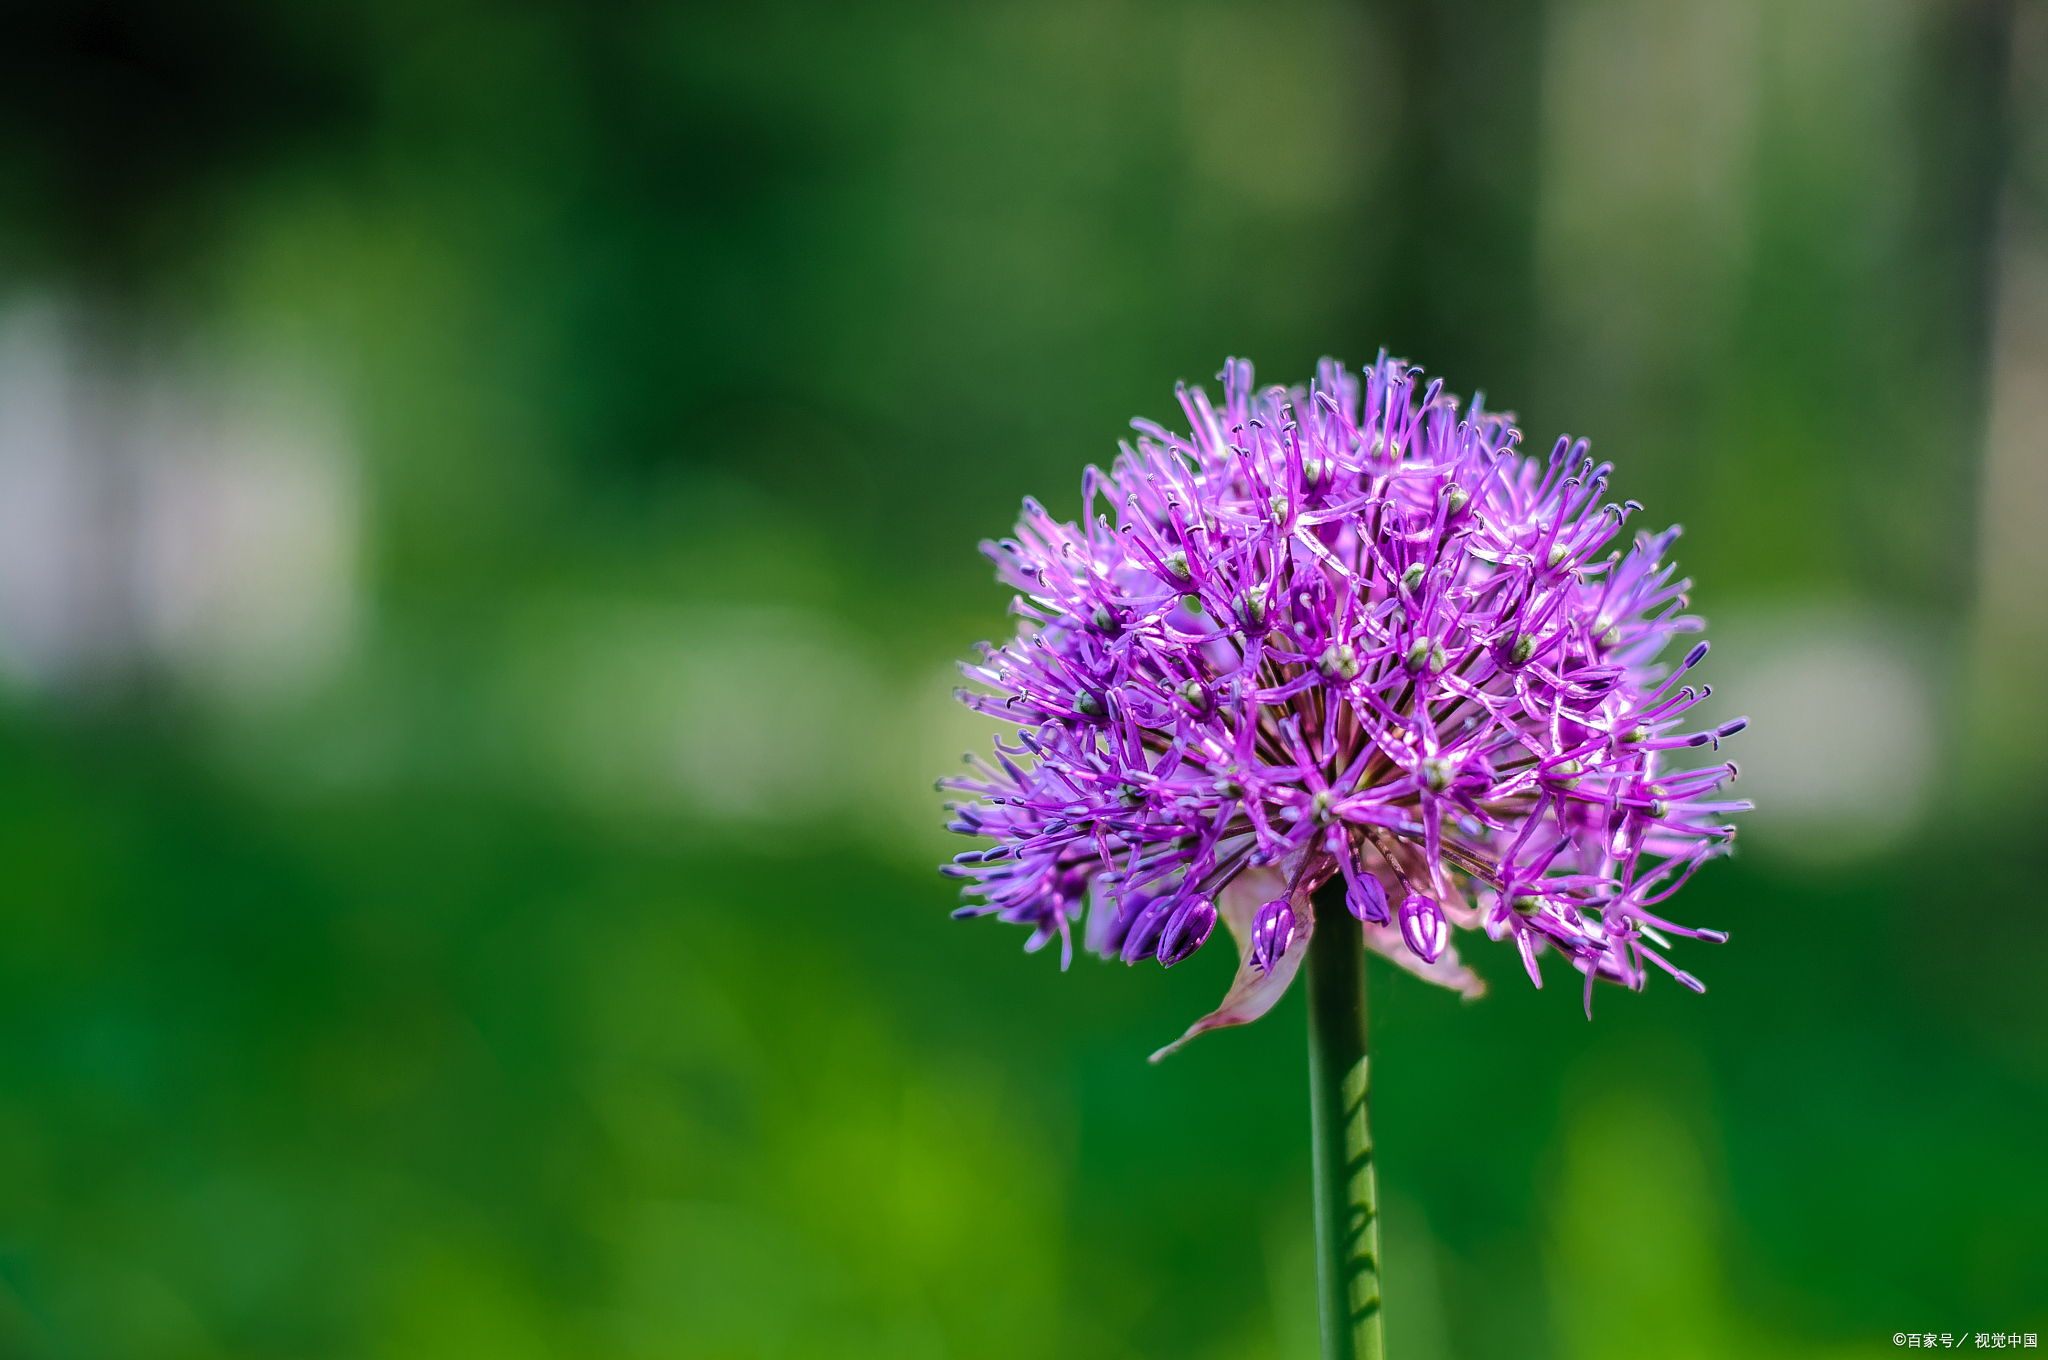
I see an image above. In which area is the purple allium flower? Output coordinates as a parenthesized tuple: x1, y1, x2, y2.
(940, 357, 1747, 1057)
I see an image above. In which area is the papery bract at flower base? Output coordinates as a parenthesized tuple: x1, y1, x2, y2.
(940, 356, 1746, 1052)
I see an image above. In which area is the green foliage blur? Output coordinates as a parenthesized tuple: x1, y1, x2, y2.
(0, 1, 2040, 1356)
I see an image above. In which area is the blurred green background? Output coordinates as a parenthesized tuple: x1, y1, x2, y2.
(0, 1, 2041, 1356)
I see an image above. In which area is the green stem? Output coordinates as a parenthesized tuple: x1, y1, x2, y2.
(1306, 877, 1385, 1360)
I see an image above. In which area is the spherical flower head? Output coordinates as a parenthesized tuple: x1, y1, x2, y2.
(939, 357, 1748, 1058)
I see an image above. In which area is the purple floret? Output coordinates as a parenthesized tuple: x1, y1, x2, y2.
(940, 355, 1745, 1016)
(1399, 894, 1449, 965)
(1249, 899, 1296, 975)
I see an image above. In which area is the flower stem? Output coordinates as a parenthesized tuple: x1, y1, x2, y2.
(1306, 876, 1385, 1360)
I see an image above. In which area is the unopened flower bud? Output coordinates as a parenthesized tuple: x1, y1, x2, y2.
(1250, 899, 1296, 973)
(1400, 894, 1448, 963)
(1119, 895, 1174, 963)
(1348, 873, 1389, 924)
(1155, 897, 1217, 967)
